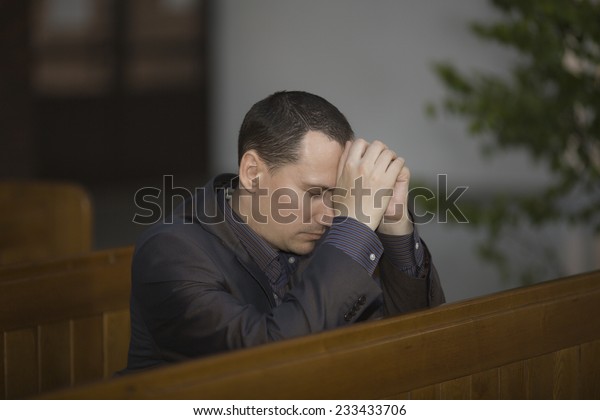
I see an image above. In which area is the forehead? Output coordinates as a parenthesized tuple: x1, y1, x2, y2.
(293, 131, 344, 187)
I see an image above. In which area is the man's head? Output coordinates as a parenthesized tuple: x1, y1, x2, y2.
(235, 91, 354, 255)
(238, 91, 354, 170)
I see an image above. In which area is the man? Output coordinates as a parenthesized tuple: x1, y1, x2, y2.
(125, 91, 444, 372)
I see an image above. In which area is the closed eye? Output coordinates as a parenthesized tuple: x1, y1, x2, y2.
(306, 187, 334, 202)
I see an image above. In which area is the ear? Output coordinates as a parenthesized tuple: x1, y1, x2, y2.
(238, 150, 267, 192)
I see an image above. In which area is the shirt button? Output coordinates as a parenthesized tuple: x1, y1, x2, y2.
(415, 242, 420, 250)
(369, 253, 376, 261)
(288, 256, 296, 264)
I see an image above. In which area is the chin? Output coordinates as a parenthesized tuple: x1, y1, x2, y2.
(290, 242, 316, 256)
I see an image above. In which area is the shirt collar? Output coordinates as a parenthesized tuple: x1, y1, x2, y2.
(218, 188, 281, 284)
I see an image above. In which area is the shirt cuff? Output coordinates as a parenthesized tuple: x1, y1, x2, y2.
(377, 224, 425, 277)
(321, 216, 384, 276)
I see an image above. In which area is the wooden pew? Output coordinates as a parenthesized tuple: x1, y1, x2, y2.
(0, 246, 133, 399)
(41, 269, 600, 400)
(0, 180, 93, 265)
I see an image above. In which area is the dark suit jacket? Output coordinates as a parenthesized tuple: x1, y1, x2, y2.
(125, 174, 445, 372)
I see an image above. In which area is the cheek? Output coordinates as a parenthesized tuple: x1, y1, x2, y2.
(308, 196, 330, 217)
(300, 194, 328, 219)
(269, 193, 302, 224)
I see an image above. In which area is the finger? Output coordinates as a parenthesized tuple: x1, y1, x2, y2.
(360, 140, 388, 168)
(383, 156, 404, 184)
(336, 140, 352, 180)
(398, 162, 410, 182)
(390, 156, 405, 176)
(374, 148, 398, 172)
(346, 138, 369, 164)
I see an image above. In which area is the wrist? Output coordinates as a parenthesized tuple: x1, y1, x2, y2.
(377, 215, 413, 236)
(334, 203, 381, 231)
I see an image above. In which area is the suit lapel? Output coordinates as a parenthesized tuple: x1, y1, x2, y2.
(234, 249, 276, 308)
(195, 174, 276, 308)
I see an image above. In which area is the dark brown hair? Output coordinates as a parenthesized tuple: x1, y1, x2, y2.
(238, 91, 354, 171)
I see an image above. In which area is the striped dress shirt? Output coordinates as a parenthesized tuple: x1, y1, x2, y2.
(220, 190, 424, 306)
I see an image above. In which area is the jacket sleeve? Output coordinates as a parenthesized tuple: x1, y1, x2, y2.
(130, 231, 382, 363)
(378, 239, 445, 316)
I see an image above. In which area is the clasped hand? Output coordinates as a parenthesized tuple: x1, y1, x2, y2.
(333, 139, 413, 235)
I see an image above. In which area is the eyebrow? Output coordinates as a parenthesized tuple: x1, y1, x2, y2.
(301, 183, 334, 192)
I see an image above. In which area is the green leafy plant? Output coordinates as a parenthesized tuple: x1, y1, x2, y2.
(428, 0, 600, 282)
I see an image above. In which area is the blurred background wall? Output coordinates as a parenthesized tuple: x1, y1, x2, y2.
(1, 0, 598, 302)
(209, 0, 599, 300)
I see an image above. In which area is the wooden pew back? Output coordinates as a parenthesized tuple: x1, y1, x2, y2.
(0, 247, 133, 399)
(0, 181, 93, 265)
(44, 270, 600, 400)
